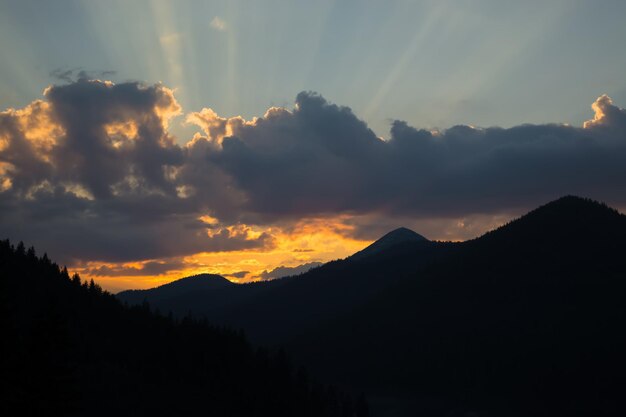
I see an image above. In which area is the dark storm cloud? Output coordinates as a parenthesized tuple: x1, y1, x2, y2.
(2, 78, 626, 265)
(0, 187, 271, 264)
(207, 92, 388, 220)
(0, 78, 183, 199)
(197, 92, 626, 220)
(45, 78, 183, 198)
(0, 79, 268, 263)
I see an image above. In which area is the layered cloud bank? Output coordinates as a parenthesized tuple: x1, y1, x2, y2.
(1, 79, 626, 286)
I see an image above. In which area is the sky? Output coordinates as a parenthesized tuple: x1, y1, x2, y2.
(1, 0, 626, 291)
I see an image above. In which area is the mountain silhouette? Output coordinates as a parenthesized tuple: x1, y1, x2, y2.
(291, 196, 626, 416)
(350, 227, 428, 260)
(118, 273, 233, 304)
(117, 196, 626, 416)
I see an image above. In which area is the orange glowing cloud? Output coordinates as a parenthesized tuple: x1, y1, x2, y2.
(75, 216, 371, 292)
(1, 100, 64, 163)
(186, 105, 290, 145)
(582, 94, 626, 130)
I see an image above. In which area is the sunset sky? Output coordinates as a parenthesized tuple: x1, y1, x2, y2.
(2, 0, 626, 291)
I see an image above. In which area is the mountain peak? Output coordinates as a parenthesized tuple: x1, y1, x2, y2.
(384, 227, 426, 240)
(477, 195, 625, 248)
(116, 273, 233, 302)
(149, 273, 234, 295)
(540, 194, 619, 211)
(167, 273, 232, 288)
(351, 227, 428, 260)
(516, 195, 621, 225)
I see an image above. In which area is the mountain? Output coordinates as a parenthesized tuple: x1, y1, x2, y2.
(117, 196, 626, 416)
(350, 227, 428, 260)
(117, 273, 233, 304)
(112, 196, 626, 416)
(0, 240, 366, 417)
(290, 196, 626, 416)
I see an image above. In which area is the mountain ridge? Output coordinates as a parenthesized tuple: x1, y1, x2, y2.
(350, 227, 428, 260)
(112, 196, 626, 416)
(117, 273, 233, 302)
(288, 195, 626, 416)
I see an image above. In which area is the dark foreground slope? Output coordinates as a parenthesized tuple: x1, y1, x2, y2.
(0, 241, 367, 417)
(292, 196, 626, 416)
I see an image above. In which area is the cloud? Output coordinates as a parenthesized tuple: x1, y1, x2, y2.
(50, 68, 117, 83)
(0, 79, 269, 264)
(226, 270, 249, 279)
(186, 92, 387, 221)
(87, 259, 186, 277)
(258, 262, 324, 280)
(583, 94, 626, 130)
(210, 16, 227, 31)
(188, 91, 626, 221)
(50, 68, 76, 83)
(3, 79, 626, 269)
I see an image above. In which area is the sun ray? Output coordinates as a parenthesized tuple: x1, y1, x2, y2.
(362, 3, 447, 123)
(78, 0, 163, 84)
(225, 0, 240, 115)
(0, 8, 49, 104)
(435, 0, 569, 124)
(151, 0, 188, 103)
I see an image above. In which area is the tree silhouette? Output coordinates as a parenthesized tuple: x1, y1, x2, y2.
(0, 239, 367, 416)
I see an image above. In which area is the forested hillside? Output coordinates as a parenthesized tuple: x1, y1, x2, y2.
(0, 240, 367, 417)
(290, 197, 626, 416)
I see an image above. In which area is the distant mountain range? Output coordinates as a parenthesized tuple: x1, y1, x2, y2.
(117, 196, 626, 416)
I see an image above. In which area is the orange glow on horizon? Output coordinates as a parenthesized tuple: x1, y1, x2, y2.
(72, 211, 516, 293)
(74, 217, 372, 293)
